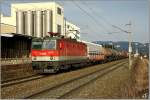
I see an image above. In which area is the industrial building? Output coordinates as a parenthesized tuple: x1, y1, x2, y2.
(1, 2, 64, 36)
(1, 2, 80, 37)
(1, 2, 80, 81)
(64, 20, 80, 40)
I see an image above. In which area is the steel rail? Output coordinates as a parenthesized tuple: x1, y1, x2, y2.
(25, 60, 127, 99)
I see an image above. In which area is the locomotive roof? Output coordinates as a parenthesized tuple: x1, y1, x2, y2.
(32, 36, 85, 45)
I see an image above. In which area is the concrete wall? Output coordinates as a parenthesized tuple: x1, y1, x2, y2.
(0, 23, 16, 33)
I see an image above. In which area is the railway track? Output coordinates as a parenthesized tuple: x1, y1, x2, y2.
(25, 60, 128, 99)
(1, 60, 125, 88)
(1, 74, 46, 87)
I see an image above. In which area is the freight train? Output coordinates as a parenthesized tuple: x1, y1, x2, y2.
(32, 35, 128, 73)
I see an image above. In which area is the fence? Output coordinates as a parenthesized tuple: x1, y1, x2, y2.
(1, 58, 32, 66)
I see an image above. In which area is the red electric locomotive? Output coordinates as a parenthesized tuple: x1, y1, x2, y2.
(32, 35, 88, 73)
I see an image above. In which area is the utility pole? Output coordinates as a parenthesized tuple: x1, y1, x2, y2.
(126, 21, 132, 70)
(112, 21, 132, 70)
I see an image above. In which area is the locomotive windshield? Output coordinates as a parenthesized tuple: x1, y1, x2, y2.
(32, 39, 56, 50)
(42, 40, 56, 49)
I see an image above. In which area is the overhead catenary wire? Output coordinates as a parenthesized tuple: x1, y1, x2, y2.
(81, 1, 130, 35)
(81, 1, 113, 27)
(72, 0, 112, 34)
(80, 25, 104, 38)
(62, 1, 106, 39)
(69, 0, 113, 41)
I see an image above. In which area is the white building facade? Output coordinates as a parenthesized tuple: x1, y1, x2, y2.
(64, 20, 80, 40)
(1, 2, 80, 39)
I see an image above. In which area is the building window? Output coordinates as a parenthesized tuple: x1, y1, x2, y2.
(67, 25, 69, 28)
(57, 7, 61, 15)
(57, 24, 61, 34)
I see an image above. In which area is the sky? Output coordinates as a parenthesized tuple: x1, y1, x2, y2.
(1, 0, 149, 43)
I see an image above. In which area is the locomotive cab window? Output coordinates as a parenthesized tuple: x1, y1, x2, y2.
(43, 40, 56, 50)
(32, 42, 42, 49)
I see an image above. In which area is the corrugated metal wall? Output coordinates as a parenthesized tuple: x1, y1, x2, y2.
(1, 35, 31, 59)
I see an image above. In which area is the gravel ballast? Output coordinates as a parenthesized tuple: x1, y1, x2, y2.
(61, 62, 130, 99)
(1, 59, 127, 99)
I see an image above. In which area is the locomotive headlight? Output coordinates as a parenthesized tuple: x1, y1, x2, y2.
(50, 57, 53, 60)
(33, 57, 36, 60)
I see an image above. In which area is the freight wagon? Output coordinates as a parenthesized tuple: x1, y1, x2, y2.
(81, 41, 105, 64)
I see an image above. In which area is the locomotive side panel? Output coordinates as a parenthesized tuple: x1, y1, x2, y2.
(58, 39, 88, 67)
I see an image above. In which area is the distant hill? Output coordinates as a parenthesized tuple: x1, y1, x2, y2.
(93, 41, 149, 56)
